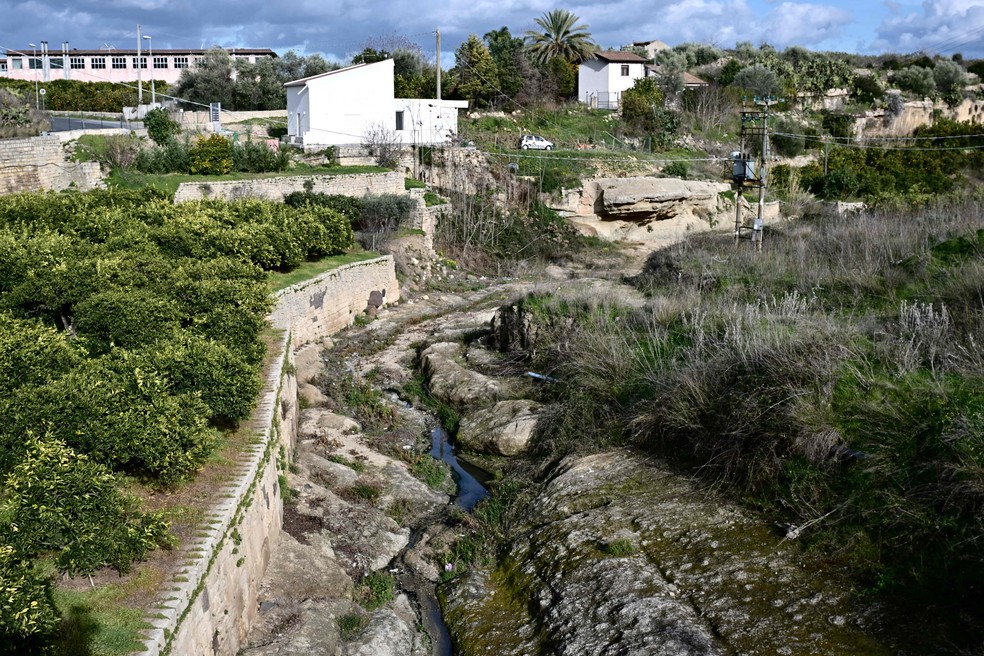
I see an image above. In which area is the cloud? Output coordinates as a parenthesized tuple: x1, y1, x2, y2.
(871, 0, 984, 55)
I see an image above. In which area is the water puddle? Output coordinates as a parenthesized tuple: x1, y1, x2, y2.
(429, 425, 490, 511)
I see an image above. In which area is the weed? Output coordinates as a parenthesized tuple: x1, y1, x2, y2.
(410, 456, 448, 489)
(605, 539, 636, 557)
(338, 612, 369, 640)
(358, 571, 394, 610)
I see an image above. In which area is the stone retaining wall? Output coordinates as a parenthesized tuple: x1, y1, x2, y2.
(269, 255, 400, 348)
(140, 254, 399, 655)
(0, 134, 103, 195)
(173, 171, 404, 203)
(140, 331, 298, 656)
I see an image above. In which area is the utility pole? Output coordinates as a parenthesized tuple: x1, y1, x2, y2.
(136, 24, 142, 106)
(435, 29, 441, 101)
(753, 95, 780, 250)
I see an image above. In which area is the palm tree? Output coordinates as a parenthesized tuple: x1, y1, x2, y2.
(525, 9, 597, 65)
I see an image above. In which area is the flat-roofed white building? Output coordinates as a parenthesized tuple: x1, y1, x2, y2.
(0, 47, 275, 85)
(285, 59, 468, 148)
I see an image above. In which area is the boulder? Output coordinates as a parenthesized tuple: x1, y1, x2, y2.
(457, 400, 541, 456)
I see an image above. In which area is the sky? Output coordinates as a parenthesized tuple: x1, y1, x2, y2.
(2, 0, 983, 63)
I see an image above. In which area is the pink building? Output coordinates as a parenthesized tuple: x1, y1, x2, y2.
(0, 47, 276, 85)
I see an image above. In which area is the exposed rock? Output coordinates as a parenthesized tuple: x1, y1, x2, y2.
(419, 342, 500, 408)
(298, 382, 329, 407)
(457, 400, 541, 456)
(442, 450, 891, 656)
(347, 606, 419, 656)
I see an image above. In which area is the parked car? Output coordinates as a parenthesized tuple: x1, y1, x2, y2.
(518, 134, 554, 150)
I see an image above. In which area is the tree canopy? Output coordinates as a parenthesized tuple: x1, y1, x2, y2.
(524, 8, 597, 65)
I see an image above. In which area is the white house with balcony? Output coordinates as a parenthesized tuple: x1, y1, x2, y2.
(285, 59, 468, 149)
(577, 51, 648, 109)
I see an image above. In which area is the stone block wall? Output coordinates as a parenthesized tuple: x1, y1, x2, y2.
(173, 172, 404, 203)
(0, 134, 103, 195)
(269, 255, 400, 348)
(140, 331, 298, 656)
(141, 254, 399, 655)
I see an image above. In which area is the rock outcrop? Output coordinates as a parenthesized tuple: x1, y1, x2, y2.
(420, 341, 501, 408)
(457, 400, 541, 456)
(442, 451, 891, 656)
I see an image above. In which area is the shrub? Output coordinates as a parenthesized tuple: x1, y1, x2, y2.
(189, 134, 233, 175)
(358, 571, 394, 609)
(144, 108, 182, 146)
(231, 138, 291, 173)
(0, 544, 58, 653)
(663, 161, 688, 179)
(74, 288, 182, 353)
(357, 194, 418, 233)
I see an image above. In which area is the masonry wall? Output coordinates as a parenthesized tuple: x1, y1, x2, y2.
(269, 255, 400, 347)
(172, 171, 404, 203)
(140, 254, 399, 655)
(0, 134, 103, 195)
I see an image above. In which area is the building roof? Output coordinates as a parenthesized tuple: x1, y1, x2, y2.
(645, 64, 708, 86)
(284, 60, 379, 88)
(5, 47, 276, 57)
(592, 50, 648, 63)
(633, 39, 671, 51)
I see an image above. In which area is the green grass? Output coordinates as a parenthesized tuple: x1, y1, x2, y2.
(405, 177, 426, 189)
(267, 251, 382, 292)
(358, 571, 394, 610)
(53, 568, 162, 656)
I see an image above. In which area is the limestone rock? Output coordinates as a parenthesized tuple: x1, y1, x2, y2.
(442, 450, 891, 656)
(457, 400, 541, 456)
(419, 342, 500, 408)
(298, 382, 328, 407)
(347, 607, 417, 656)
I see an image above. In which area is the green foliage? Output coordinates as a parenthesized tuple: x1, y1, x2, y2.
(283, 191, 364, 222)
(892, 66, 936, 97)
(174, 48, 236, 109)
(663, 161, 688, 179)
(731, 64, 780, 97)
(189, 134, 233, 175)
(0, 78, 164, 113)
(545, 56, 576, 99)
(356, 194, 418, 233)
(338, 612, 368, 641)
(0, 544, 58, 654)
(933, 59, 968, 106)
(143, 109, 181, 146)
(621, 77, 681, 148)
(1, 436, 169, 575)
(770, 120, 806, 157)
(230, 138, 292, 173)
(358, 571, 394, 609)
(605, 538, 636, 557)
(798, 57, 855, 97)
(524, 8, 597, 65)
(851, 75, 885, 105)
(484, 27, 525, 101)
(451, 35, 500, 107)
(74, 288, 181, 353)
(410, 456, 448, 488)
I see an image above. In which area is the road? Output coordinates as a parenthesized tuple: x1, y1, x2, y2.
(49, 116, 143, 132)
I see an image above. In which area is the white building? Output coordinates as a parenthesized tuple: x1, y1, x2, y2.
(0, 47, 274, 85)
(285, 59, 468, 149)
(577, 51, 648, 109)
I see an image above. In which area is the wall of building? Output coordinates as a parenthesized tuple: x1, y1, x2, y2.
(177, 109, 286, 129)
(140, 253, 400, 655)
(0, 134, 103, 195)
(172, 171, 404, 202)
(269, 256, 400, 348)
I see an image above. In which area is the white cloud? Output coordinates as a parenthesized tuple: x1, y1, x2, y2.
(872, 0, 984, 55)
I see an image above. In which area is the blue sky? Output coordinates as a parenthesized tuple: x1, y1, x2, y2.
(2, 0, 983, 62)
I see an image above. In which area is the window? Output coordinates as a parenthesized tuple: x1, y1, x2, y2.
(70, 57, 85, 69)
(29, 57, 42, 70)
(194, 57, 204, 65)
(50, 58, 63, 70)
(112, 57, 126, 69)
(132, 56, 147, 69)
(621, 64, 629, 76)
(154, 56, 167, 69)
(395, 110, 404, 131)
(11, 58, 23, 70)
(174, 56, 189, 69)
(91, 57, 106, 70)
(0, 62, 6, 72)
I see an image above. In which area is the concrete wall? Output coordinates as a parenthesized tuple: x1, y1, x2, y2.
(177, 109, 286, 127)
(172, 171, 404, 203)
(0, 134, 103, 195)
(140, 331, 299, 656)
(141, 254, 400, 655)
(269, 255, 400, 348)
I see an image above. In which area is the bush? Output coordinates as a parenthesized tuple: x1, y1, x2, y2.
(231, 138, 291, 173)
(357, 194, 418, 233)
(771, 120, 806, 157)
(75, 288, 182, 353)
(144, 108, 182, 146)
(0, 544, 58, 654)
(189, 134, 233, 175)
(663, 161, 688, 179)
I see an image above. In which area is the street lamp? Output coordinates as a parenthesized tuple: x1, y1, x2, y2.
(143, 35, 154, 105)
(29, 43, 37, 109)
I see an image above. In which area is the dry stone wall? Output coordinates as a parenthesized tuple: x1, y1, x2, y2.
(269, 255, 400, 347)
(0, 134, 103, 195)
(172, 171, 404, 203)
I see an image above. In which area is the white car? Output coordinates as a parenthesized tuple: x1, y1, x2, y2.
(519, 134, 554, 150)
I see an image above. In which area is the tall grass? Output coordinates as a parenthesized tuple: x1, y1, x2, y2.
(512, 192, 984, 623)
